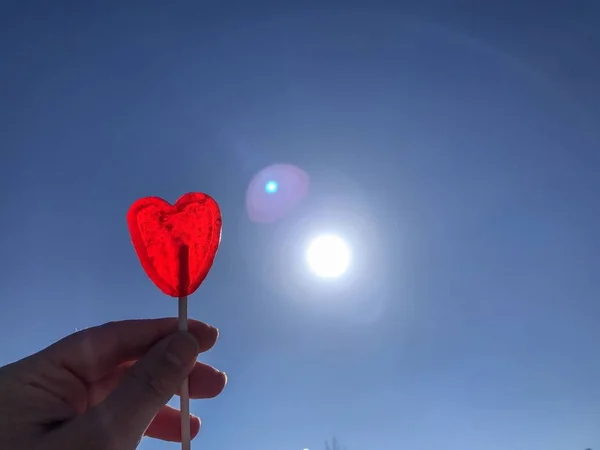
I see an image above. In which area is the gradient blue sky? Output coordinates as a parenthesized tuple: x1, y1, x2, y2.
(1, 2, 599, 450)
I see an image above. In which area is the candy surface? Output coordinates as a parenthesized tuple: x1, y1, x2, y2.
(127, 192, 222, 297)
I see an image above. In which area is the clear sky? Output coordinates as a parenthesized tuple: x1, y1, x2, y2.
(1, 2, 599, 450)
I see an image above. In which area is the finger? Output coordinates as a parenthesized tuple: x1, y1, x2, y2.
(144, 405, 201, 442)
(89, 361, 227, 406)
(187, 364, 227, 399)
(44, 318, 218, 382)
(85, 331, 200, 448)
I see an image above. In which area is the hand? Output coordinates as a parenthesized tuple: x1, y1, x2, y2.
(0, 318, 227, 450)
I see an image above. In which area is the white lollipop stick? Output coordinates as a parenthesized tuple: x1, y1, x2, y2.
(178, 295, 191, 450)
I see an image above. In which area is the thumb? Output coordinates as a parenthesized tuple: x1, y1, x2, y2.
(80, 331, 199, 449)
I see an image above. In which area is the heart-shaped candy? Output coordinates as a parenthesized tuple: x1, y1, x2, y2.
(127, 192, 222, 297)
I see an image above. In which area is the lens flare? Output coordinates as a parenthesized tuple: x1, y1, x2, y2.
(246, 164, 309, 223)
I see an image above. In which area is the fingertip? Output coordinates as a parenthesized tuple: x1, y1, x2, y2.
(187, 366, 228, 399)
(144, 407, 203, 442)
(187, 321, 219, 353)
(190, 415, 201, 439)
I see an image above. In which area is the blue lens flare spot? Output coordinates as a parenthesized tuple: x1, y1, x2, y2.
(265, 180, 278, 194)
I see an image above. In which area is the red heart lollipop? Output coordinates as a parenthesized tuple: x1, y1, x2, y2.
(127, 192, 222, 297)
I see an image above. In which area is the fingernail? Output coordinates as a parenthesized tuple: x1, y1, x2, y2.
(165, 332, 199, 368)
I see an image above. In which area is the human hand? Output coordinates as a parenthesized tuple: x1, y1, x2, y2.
(0, 318, 226, 450)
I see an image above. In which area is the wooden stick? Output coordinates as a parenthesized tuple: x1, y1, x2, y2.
(178, 295, 191, 450)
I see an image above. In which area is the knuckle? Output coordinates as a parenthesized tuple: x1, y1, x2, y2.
(128, 366, 167, 402)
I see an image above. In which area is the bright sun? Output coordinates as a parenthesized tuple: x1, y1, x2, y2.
(305, 234, 351, 278)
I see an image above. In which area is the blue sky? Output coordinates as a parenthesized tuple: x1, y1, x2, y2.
(1, 2, 599, 449)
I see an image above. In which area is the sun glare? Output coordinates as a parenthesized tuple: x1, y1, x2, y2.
(305, 234, 351, 278)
